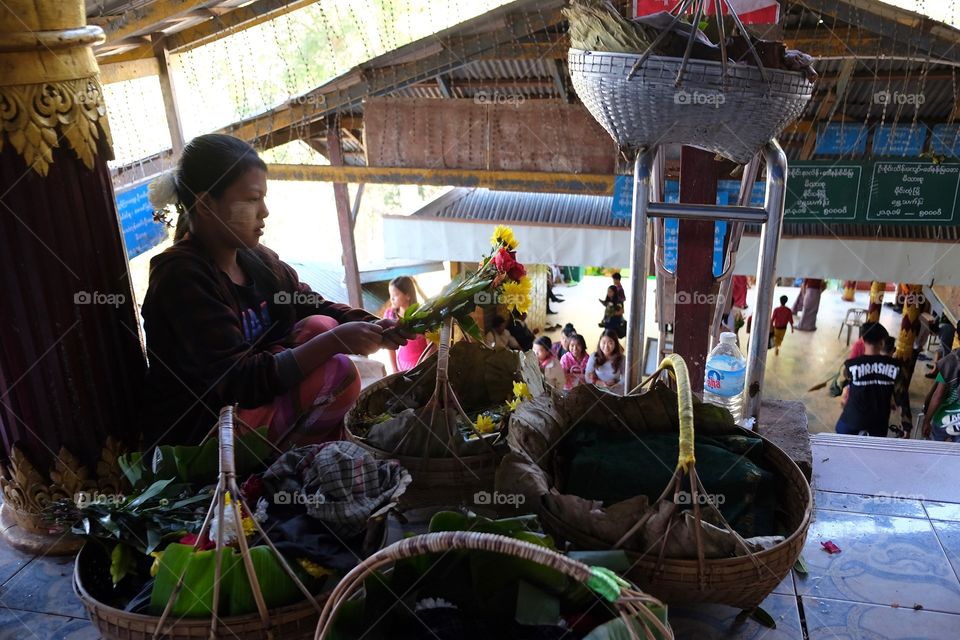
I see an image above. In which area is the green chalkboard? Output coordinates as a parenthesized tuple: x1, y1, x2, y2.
(785, 164, 862, 221)
(866, 162, 960, 223)
(782, 161, 960, 225)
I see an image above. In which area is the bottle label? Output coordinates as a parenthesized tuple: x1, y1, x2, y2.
(704, 364, 746, 398)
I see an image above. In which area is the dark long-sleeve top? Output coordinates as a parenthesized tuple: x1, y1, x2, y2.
(139, 237, 376, 445)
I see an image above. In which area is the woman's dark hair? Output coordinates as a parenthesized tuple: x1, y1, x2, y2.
(534, 335, 553, 353)
(605, 285, 618, 302)
(491, 315, 506, 330)
(594, 329, 624, 370)
(562, 323, 576, 337)
(569, 333, 587, 354)
(174, 134, 267, 241)
(389, 276, 417, 308)
(882, 336, 896, 355)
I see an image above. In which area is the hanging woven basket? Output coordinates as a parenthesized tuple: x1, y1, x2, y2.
(568, 49, 814, 163)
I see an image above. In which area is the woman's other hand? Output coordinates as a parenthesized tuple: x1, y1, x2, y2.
(374, 317, 413, 349)
(330, 322, 384, 356)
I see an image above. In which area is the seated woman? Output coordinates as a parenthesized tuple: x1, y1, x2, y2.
(485, 315, 520, 350)
(532, 336, 566, 389)
(141, 134, 408, 447)
(585, 330, 625, 393)
(383, 276, 429, 372)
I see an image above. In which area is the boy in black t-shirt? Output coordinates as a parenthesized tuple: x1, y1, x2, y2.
(832, 324, 912, 437)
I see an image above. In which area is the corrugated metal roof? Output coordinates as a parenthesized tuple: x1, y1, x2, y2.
(285, 260, 385, 313)
(411, 187, 960, 240)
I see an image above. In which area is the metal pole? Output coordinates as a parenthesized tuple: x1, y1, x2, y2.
(743, 140, 788, 423)
(624, 148, 656, 393)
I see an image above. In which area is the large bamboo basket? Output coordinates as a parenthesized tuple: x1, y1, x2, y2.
(502, 356, 812, 612)
(314, 531, 675, 639)
(346, 318, 540, 508)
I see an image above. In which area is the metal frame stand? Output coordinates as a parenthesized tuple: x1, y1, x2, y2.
(623, 140, 788, 424)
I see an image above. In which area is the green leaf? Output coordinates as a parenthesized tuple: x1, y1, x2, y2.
(515, 580, 560, 626)
(125, 478, 174, 509)
(751, 606, 777, 629)
(146, 528, 163, 554)
(150, 543, 232, 617)
(226, 546, 309, 615)
(110, 542, 136, 585)
(97, 513, 121, 538)
(794, 554, 809, 575)
(457, 315, 483, 342)
(118, 452, 152, 489)
(427, 510, 470, 533)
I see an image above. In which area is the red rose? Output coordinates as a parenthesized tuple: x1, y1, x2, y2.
(493, 247, 517, 274)
(507, 261, 526, 282)
(180, 533, 215, 550)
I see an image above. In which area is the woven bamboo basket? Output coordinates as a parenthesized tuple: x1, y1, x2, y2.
(314, 531, 675, 639)
(568, 48, 814, 164)
(346, 317, 533, 508)
(73, 406, 340, 640)
(507, 355, 812, 612)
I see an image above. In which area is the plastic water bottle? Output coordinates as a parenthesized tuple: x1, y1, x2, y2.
(703, 332, 746, 423)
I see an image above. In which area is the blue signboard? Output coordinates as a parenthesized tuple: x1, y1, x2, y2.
(814, 123, 869, 156)
(116, 182, 168, 260)
(661, 181, 727, 277)
(872, 124, 927, 157)
(716, 179, 764, 206)
(930, 124, 960, 158)
(611, 174, 633, 220)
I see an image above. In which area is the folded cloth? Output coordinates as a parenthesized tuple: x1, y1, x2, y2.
(262, 441, 411, 537)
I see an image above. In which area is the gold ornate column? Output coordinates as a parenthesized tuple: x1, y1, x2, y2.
(0, 2, 145, 553)
(867, 281, 885, 323)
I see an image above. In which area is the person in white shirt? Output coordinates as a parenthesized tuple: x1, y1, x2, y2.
(586, 329, 624, 392)
(485, 315, 520, 350)
(533, 336, 566, 389)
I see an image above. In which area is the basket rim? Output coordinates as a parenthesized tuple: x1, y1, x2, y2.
(535, 428, 813, 566)
(73, 543, 326, 628)
(567, 48, 815, 86)
(348, 430, 503, 464)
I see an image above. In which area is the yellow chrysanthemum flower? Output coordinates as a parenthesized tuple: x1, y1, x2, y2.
(506, 397, 522, 412)
(424, 329, 441, 345)
(490, 225, 518, 250)
(475, 414, 496, 434)
(513, 381, 533, 400)
(150, 551, 163, 577)
(297, 558, 332, 578)
(501, 276, 532, 315)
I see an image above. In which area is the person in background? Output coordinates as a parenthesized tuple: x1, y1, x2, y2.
(831, 323, 912, 437)
(770, 295, 794, 356)
(507, 313, 535, 351)
(611, 272, 626, 304)
(923, 350, 960, 442)
(140, 134, 409, 447)
(552, 323, 576, 360)
(926, 317, 958, 379)
(546, 268, 564, 315)
(486, 315, 520, 350)
(533, 336, 566, 389)
(383, 276, 428, 373)
(794, 278, 825, 331)
(560, 334, 589, 391)
(731, 274, 748, 310)
(599, 285, 625, 333)
(585, 329, 625, 392)
(849, 321, 881, 359)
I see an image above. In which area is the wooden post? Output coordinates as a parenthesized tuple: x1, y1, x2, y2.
(326, 126, 363, 309)
(154, 35, 185, 156)
(673, 147, 720, 393)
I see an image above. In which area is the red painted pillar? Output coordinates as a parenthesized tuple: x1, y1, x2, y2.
(673, 147, 720, 393)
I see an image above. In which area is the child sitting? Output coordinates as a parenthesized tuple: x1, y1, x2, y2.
(533, 336, 565, 389)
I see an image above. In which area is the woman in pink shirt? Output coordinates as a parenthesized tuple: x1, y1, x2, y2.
(383, 276, 429, 372)
(560, 334, 589, 391)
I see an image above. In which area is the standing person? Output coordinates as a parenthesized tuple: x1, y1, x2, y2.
(598, 285, 625, 335)
(383, 276, 429, 373)
(922, 350, 960, 442)
(770, 295, 795, 356)
(926, 317, 958, 379)
(533, 336, 566, 389)
(831, 324, 912, 437)
(585, 330, 625, 392)
(795, 278, 825, 331)
(546, 268, 564, 314)
(140, 134, 410, 447)
(560, 334, 589, 391)
(731, 275, 748, 310)
(611, 272, 626, 304)
(485, 315, 520, 350)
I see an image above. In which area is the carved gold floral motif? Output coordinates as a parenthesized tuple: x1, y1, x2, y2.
(0, 76, 113, 176)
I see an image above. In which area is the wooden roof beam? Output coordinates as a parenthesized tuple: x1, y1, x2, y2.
(97, 0, 216, 44)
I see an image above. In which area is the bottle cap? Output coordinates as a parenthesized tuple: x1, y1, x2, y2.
(719, 332, 738, 344)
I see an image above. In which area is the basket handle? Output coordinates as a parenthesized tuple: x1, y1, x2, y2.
(314, 531, 673, 640)
(630, 353, 695, 472)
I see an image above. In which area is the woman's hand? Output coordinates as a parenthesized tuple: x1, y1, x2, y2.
(330, 322, 385, 356)
(374, 317, 414, 349)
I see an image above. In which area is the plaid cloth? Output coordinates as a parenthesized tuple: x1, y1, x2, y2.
(263, 441, 411, 537)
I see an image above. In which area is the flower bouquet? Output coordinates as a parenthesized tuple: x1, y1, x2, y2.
(397, 225, 532, 341)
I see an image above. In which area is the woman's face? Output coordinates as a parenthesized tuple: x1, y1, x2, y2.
(201, 167, 269, 249)
(533, 344, 548, 360)
(389, 285, 411, 311)
(600, 336, 616, 357)
(560, 334, 571, 349)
